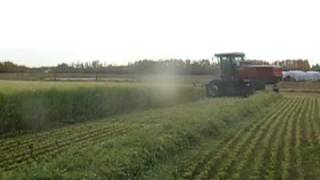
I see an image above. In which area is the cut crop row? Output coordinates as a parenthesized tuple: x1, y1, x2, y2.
(180, 97, 288, 179)
(179, 95, 312, 180)
(185, 97, 293, 179)
(214, 97, 300, 180)
(262, 97, 306, 180)
(234, 97, 301, 180)
(260, 97, 302, 180)
(0, 125, 134, 171)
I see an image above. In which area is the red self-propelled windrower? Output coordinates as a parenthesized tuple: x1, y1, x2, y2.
(206, 52, 283, 97)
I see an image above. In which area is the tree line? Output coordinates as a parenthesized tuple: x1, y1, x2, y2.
(274, 59, 311, 71)
(0, 59, 220, 75)
(0, 58, 319, 74)
(55, 59, 220, 75)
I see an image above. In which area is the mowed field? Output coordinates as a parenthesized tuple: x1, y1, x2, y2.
(0, 80, 320, 179)
(174, 93, 320, 180)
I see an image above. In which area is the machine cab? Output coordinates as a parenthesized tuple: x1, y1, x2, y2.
(214, 52, 245, 81)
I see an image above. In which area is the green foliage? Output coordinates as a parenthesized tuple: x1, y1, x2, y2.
(311, 64, 320, 71)
(0, 84, 205, 134)
(0, 61, 29, 73)
(3, 93, 280, 179)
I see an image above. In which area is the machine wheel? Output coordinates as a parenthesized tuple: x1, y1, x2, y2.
(254, 81, 266, 90)
(206, 84, 219, 97)
(241, 82, 255, 97)
(273, 84, 279, 92)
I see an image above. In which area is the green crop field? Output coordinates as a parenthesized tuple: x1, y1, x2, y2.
(0, 81, 320, 179)
(0, 80, 187, 93)
(0, 80, 205, 134)
(171, 93, 320, 180)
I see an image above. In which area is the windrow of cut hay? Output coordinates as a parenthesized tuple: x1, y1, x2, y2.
(0, 84, 204, 134)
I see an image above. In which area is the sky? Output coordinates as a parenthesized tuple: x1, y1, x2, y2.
(0, 0, 320, 67)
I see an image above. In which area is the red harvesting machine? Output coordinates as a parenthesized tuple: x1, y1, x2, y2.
(206, 52, 283, 97)
(238, 65, 283, 90)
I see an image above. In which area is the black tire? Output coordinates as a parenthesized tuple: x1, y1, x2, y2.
(255, 82, 266, 90)
(273, 84, 279, 92)
(242, 82, 255, 97)
(206, 84, 219, 97)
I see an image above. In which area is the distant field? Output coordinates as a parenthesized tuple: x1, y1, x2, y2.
(0, 79, 208, 94)
(279, 81, 320, 93)
(0, 73, 213, 84)
(0, 80, 137, 93)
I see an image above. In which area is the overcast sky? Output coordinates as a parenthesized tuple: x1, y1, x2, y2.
(0, 0, 320, 67)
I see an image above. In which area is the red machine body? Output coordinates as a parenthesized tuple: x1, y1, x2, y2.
(206, 52, 282, 97)
(238, 65, 283, 84)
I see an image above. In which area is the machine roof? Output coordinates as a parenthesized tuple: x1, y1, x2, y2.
(215, 52, 245, 57)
